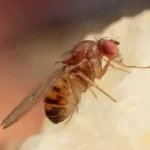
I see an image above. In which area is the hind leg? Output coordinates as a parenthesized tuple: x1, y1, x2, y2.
(75, 71, 117, 102)
(65, 74, 80, 124)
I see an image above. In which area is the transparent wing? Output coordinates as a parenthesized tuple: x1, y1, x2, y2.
(1, 66, 66, 129)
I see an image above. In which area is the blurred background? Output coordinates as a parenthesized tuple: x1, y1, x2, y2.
(0, 0, 150, 149)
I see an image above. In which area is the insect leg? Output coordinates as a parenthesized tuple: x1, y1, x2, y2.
(69, 59, 88, 71)
(89, 86, 97, 98)
(109, 63, 131, 73)
(103, 58, 131, 73)
(65, 74, 80, 124)
(113, 61, 150, 69)
(99, 59, 111, 78)
(76, 71, 117, 102)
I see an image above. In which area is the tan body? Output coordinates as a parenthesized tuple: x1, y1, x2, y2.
(44, 72, 89, 123)
(1, 38, 150, 128)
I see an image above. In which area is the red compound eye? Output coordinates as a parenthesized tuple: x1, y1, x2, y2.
(103, 41, 118, 56)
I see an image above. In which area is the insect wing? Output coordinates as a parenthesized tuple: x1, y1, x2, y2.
(1, 66, 66, 129)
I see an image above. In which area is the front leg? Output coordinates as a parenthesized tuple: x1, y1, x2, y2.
(113, 60, 150, 69)
(99, 60, 111, 78)
(103, 58, 131, 73)
(88, 57, 111, 80)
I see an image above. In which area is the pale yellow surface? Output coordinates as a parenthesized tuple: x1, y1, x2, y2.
(20, 9, 150, 150)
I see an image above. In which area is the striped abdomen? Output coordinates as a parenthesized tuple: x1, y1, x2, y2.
(44, 74, 88, 124)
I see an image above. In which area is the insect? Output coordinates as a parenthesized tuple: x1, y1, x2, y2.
(1, 38, 150, 129)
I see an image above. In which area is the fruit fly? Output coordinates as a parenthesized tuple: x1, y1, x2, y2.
(1, 38, 150, 129)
